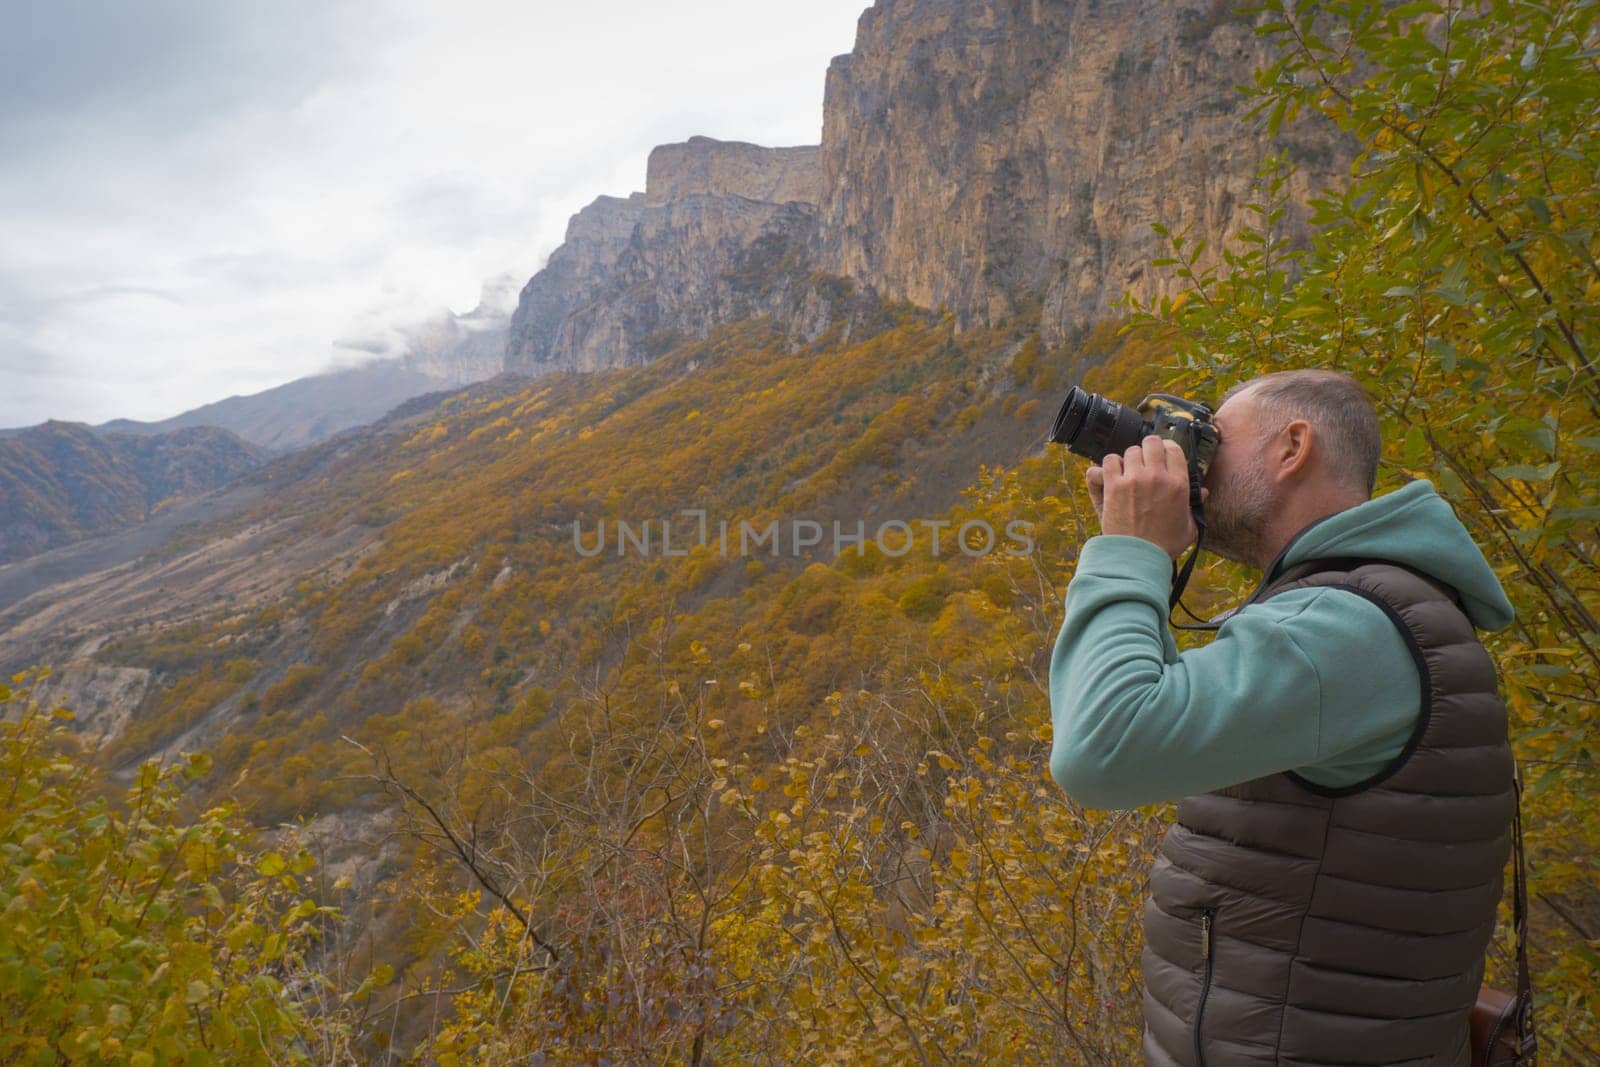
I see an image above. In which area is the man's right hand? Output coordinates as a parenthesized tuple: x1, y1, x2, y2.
(1087, 436, 1205, 559)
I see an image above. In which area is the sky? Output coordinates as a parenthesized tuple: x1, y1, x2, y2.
(0, 0, 871, 428)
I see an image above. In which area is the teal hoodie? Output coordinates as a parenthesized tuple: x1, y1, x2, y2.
(1048, 479, 1514, 810)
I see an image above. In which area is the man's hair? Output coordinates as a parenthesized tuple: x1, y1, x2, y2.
(1222, 370, 1381, 494)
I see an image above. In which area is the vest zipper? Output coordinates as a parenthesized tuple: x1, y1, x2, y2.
(1194, 908, 1215, 1067)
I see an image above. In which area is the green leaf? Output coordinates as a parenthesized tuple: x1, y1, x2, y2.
(1489, 462, 1559, 482)
(256, 852, 287, 878)
(1424, 336, 1457, 372)
(184, 752, 212, 781)
(1411, 210, 1430, 243)
(1403, 425, 1428, 467)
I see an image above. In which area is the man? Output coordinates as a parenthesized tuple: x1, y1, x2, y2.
(1048, 370, 1516, 1066)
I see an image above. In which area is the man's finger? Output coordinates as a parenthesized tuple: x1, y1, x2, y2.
(1103, 452, 1123, 477)
(1141, 435, 1168, 470)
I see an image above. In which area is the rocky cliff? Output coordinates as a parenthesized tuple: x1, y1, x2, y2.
(817, 0, 1343, 340)
(506, 140, 871, 374)
(645, 137, 822, 206)
(507, 0, 1348, 374)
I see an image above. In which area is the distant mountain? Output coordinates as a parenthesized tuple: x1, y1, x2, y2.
(98, 288, 510, 453)
(0, 283, 509, 566)
(0, 421, 266, 564)
(96, 361, 460, 454)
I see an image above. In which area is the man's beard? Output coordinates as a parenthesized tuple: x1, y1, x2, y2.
(1204, 455, 1276, 567)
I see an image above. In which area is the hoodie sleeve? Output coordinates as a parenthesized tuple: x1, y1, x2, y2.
(1048, 535, 1420, 809)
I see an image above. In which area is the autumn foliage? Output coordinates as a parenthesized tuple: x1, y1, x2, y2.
(11, 2, 1598, 1063)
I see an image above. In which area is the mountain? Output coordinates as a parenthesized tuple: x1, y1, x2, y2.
(0, 282, 510, 566)
(0, 421, 266, 565)
(96, 285, 511, 453)
(505, 140, 876, 374)
(506, 0, 1349, 377)
(95, 362, 456, 454)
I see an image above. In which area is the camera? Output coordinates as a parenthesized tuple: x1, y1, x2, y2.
(1048, 386, 1220, 479)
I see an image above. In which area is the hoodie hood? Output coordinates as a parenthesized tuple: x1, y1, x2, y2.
(1269, 479, 1515, 631)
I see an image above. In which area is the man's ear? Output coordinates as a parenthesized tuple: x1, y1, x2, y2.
(1273, 419, 1314, 480)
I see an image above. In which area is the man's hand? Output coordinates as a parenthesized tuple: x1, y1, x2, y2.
(1086, 436, 1199, 559)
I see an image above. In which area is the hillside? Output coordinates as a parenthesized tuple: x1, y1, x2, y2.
(0, 421, 266, 564)
(2, 306, 1086, 767)
(1, 303, 1184, 1059)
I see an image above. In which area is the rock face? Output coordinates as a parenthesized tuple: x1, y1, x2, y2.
(507, 0, 1348, 373)
(25, 663, 152, 744)
(645, 137, 822, 206)
(816, 0, 1343, 341)
(506, 141, 863, 375)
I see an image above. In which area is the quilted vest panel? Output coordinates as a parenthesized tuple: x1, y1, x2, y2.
(1142, 560, 1514, 1067)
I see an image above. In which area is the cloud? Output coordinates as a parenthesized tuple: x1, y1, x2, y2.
(0, 0, 870, 428)
(0, 1, 367, 150)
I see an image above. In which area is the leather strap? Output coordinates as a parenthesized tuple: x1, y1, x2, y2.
(1510, 760, 1539, 1061)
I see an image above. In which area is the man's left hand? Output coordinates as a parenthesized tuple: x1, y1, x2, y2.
(1090, 435, 1199, 559)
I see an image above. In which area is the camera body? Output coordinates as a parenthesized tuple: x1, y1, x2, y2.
(1048, 386, 1220, 479)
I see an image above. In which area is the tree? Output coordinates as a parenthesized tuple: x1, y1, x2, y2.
(1129, 1, 1600, 1056)
(0, 671, 353, 1064)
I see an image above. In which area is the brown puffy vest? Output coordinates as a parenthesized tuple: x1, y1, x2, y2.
(1141, 559, 1515, 1066)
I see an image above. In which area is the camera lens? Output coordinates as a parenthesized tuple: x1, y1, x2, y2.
(1049, 386, 1147, 462)
(1049, 387, 1093, 446)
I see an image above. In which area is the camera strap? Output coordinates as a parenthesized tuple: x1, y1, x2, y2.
(1509, 759, 1539, 1061)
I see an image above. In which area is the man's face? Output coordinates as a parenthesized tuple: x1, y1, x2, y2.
(1203, 387, 1278, 567)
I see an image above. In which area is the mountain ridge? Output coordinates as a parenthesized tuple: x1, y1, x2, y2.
(0, 421, 267, 565)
